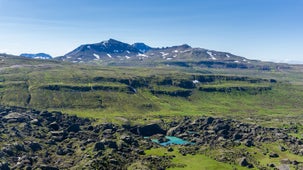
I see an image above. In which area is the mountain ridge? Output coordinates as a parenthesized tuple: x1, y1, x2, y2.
(56, 39, 262, 68)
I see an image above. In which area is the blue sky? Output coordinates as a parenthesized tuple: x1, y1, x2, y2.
(0, 0, 302, 63)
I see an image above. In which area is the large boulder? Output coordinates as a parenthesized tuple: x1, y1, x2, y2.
(269, 152, 279, 158)
(0, 162, 10, 170)
(67, 124, 80, 133)
(120, 135, 133, 144)
(94, 142, 105, 151)
(137, 123, 165, 136)
(239, 157, 248, 166)
(29, 142, 42, 152)
(49, 122, 60, 131)
(239, 157, 253, 168)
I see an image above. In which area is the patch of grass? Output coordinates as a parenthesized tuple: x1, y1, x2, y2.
(145, 147, 249, 170)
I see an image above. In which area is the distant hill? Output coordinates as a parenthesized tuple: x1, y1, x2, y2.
(20, 53, 52, 59)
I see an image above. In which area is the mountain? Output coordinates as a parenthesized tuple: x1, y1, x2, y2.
(57, 39, 289, 70)
(59, 39, 141, 63)
(20, 53, 52, 59)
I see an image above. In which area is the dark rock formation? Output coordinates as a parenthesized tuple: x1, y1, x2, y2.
(136, 123, 166, 136)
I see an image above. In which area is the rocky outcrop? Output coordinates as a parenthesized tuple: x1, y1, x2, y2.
(0, 105, 302, 169)
(239, 157, 254, 168)
(165, 116, 302, 148)
(0, 106, 155, 169)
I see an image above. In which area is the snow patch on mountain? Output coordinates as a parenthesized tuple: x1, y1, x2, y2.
(138, 53, 148, 57)
(207, 51, 217, 60)
(160, 52, 169, 57)
(193, 80, 199, 84)
(93, 53, 100, 59)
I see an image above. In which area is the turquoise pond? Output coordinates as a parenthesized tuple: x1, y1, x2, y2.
(148, 136, 194, 146)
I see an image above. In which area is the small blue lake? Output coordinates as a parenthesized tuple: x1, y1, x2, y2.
(149, 136, 194, 146)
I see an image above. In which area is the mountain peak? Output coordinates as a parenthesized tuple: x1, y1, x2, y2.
(132, 43, 152, 53)
(180, 44, 191, 48)
(62, 39, 141, 62)
(100, 38, 123, 45)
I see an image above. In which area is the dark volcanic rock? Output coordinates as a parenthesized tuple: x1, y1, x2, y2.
(94, 142, 105, 151)
(120, 135, 133, 144)
(67, 124, 80, 132)
(0, 162, 10, 170)
(137, 123, 166, 136)
(244, 139, 254, 147)
(269, 152, 279, 158)
(29, 142, 42, 152)
(49, 122, 60, 131)
(30, 119, 40, 125)
(268, 163, 275, 167)
(280, 146, 287, 152)
(239, 157, 253, 168)
(40, 165, 59, 170)
(39, 111, 52, 117)
(167, 147, 174, 152)
(2, 146, 14, 156)
(103, 140, 118, 149)
(13, 142, 26, 152)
